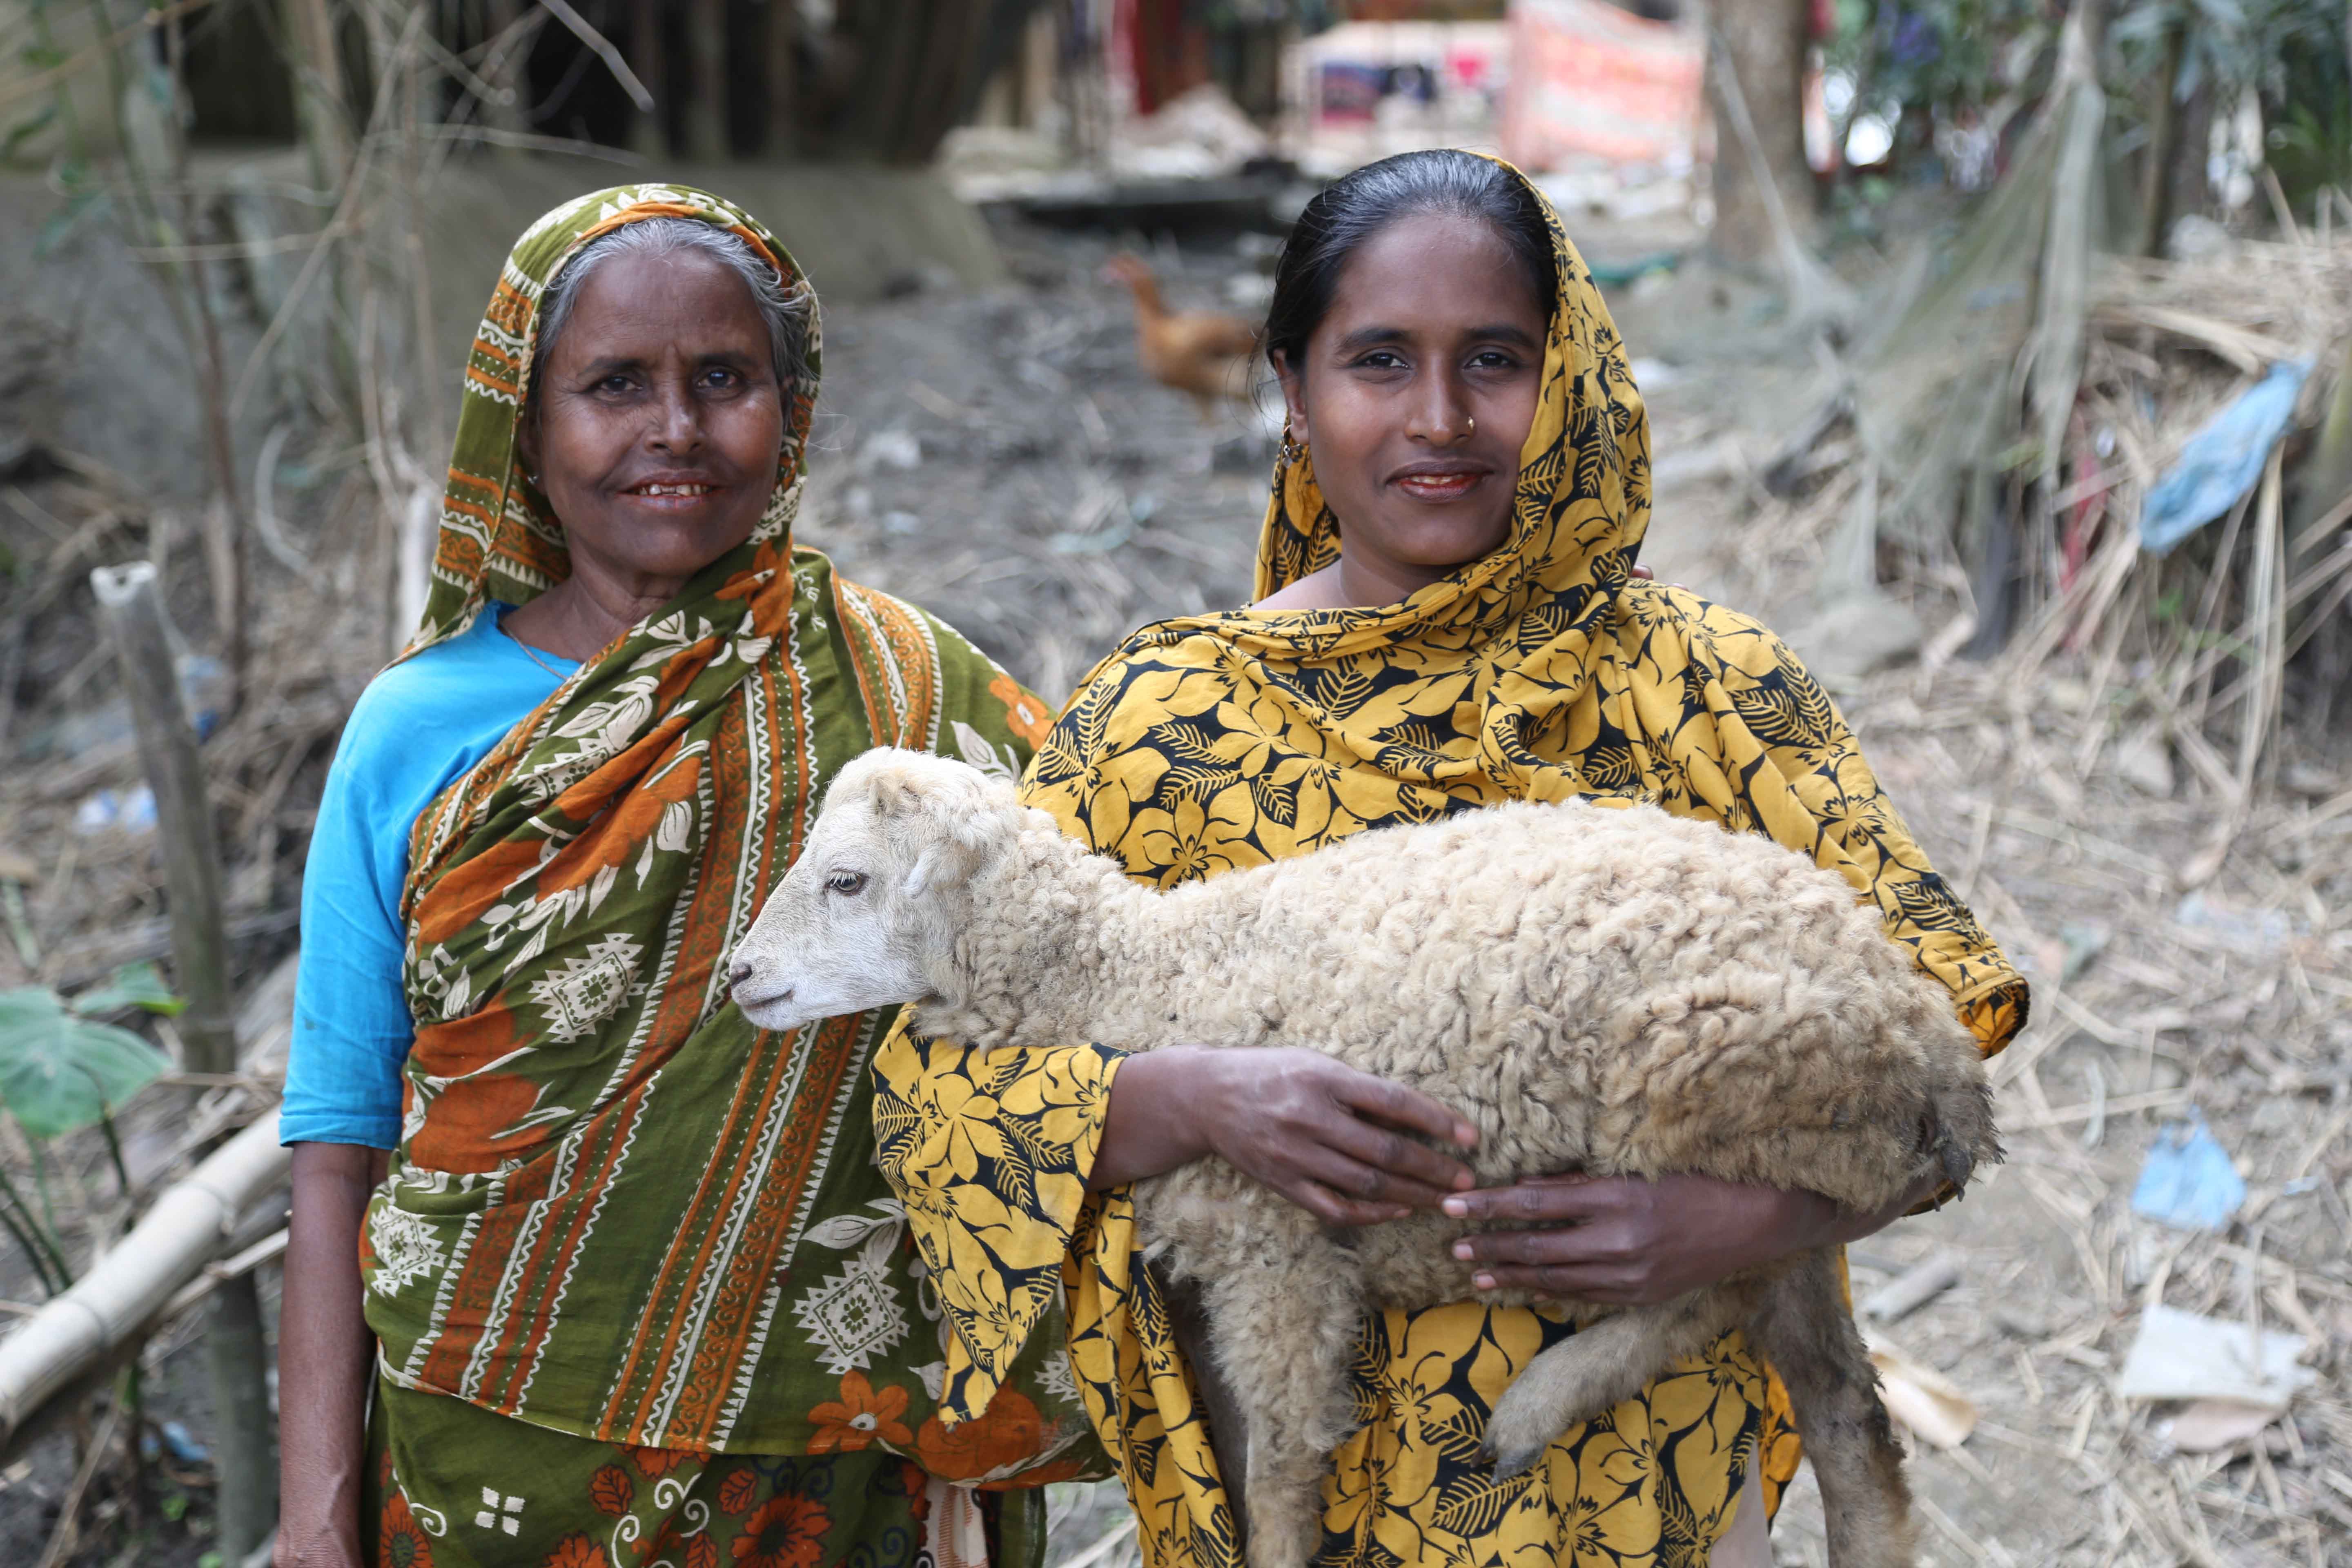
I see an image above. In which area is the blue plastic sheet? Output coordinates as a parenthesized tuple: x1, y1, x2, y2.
(2139, 360, 2311, 556)
(2131, 1116, 2246, 1232)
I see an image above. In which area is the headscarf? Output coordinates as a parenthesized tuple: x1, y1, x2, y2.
(362, 187, 1098, 1476)
(879, 158, 2024, 1566)
(1024, 165, 2024, 1028)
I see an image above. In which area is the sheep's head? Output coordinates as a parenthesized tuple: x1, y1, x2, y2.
(727, 748, 1016, 1033)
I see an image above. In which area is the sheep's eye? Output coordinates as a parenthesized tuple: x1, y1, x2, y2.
(826, 870, 869, 896)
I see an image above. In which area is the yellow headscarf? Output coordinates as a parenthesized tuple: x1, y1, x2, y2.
(1025, 163, 2025, 1033)
(881, 157, 2024, 1567)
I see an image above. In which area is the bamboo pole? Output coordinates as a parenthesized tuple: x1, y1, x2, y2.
(0, 1113, 287, 1456)
(89, 560, 277, 1561)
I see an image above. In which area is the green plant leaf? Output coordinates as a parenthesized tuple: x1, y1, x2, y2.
(0, 987, 171, 1139)
(71, 962, 184, 1018)
(1, 103, 56, 159)
(35, 185, 107, 257)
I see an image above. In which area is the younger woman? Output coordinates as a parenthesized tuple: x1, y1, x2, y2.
(878, 151, 2024, 1568)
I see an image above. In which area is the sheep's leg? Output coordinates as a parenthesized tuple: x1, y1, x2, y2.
(1200, 1243, 1365, 1568)
(1154, 1261, 1251, 1556)
(1746, 1249, 1917, 1568)
(1483, 1289, 1746, 1478)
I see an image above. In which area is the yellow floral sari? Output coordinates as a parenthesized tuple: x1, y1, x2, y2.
(875, 163, 2025, 1568)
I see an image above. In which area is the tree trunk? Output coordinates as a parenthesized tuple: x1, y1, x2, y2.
(276, 0, 352, 189)
(1707, 0, 1816, 272)
(483, 0, 529, 153)
(630, 0, 670, 158)
(2136, 20, 2186, 256)
(764, 0, 799, 155)
(205, 1277, 277, 1563)
(683, 0, 730, 160)
(2163, 80, 2214, 243)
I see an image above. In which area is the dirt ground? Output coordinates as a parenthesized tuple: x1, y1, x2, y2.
(0, 197, 2343, 1566)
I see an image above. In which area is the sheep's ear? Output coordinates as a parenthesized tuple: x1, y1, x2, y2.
(867, 771, 910, 818)
(902, 841, 976, 900)
(866, 766, 938, 824)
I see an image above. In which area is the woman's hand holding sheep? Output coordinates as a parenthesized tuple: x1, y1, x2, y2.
(1090, 1045, 1480, 1227)
(1439, 1169, 1945, 1303)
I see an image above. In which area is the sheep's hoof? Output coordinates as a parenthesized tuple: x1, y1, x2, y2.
(1479, 1437, 1546, 1481)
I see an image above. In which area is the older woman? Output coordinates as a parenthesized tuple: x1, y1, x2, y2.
(277, 187, 1092, 1568)
(877, 151, 2026, 1568)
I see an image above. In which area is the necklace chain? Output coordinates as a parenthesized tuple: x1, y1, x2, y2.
(512, 635, 570, 680)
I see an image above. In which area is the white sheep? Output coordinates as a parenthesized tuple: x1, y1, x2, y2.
(729, 748, 1999, 1568)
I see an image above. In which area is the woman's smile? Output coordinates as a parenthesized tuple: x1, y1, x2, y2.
(1390, 459, 1494, 503)
(619, 471, 728, 507)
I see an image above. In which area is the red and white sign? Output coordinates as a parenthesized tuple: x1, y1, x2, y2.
(1499, 0, 1704, 171)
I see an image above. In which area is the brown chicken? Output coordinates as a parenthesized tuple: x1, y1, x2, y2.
(1102, 253, 1261, 423)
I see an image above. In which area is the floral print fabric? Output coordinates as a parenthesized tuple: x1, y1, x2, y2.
(363, 1375, 1044, 1568)
(875, 156, 2024, 1567)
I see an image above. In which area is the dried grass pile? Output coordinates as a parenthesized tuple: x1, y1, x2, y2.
(1749, 227, 2352, 889)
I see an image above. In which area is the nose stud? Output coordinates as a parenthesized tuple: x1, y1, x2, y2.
(1465, 415, 1476, 435)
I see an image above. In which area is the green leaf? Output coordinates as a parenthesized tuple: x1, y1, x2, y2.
(0, 987, 171, 1139)
(1, 103, 57, 159)
(71, 962, 185, 1018)
(35, 186, 107, 257)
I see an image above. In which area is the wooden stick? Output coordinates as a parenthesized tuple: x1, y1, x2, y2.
(31, 1394, 126, 1568)
(89, 564, 234, 1079)
(89, 560, 276, 1558)
(2007, 1088, 2190, 1129)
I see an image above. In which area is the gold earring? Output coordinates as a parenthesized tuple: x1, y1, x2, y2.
(1279, 421, 1304, 464)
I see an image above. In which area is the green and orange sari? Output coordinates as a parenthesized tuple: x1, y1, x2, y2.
(358, 187, 1095, 1568)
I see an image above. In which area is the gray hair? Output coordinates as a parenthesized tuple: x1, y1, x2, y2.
(530, 217, 812, 410)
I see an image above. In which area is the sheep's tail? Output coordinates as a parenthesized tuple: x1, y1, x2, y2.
(1919, 1031, 2003, 1202)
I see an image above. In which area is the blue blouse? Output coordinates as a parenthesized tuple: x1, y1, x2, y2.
(280, 608, 576, 1148)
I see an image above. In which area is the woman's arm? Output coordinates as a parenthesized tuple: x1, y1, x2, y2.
(1435, 1169, 1945, 1302)
(1090, 1044, 1480, 1228)
(274, 1143, 389, 1568)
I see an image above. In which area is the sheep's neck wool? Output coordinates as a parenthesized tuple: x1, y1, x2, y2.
(877, 156, 2028, 1568)
(363, 187, 1098, 1481)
